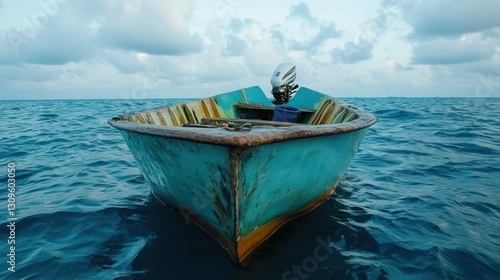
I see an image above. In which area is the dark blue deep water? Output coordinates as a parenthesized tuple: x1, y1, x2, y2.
(1, 97, 499, 280)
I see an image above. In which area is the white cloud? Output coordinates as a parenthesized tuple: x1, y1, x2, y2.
(223, 34, 247, 56)
(385, 58, 415, 71)
(0, 0, 204, 65)
(243, 23, 285, 77)
(411, 37, 496, 65)
(332, 39, 374, 64)
(287, 2, 316, 24)
(94, 0, 203, 55)
(404, 0, 500, 39)
(0, 0, 499, 99)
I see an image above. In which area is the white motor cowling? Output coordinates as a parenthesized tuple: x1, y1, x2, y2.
(270, 63, 299, 105)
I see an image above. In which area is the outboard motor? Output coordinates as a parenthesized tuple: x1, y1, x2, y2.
(270, 63, 299, 105)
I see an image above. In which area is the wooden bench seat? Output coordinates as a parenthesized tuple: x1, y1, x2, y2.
(200, 117, 302, 127)
(233, 103, 316, 114)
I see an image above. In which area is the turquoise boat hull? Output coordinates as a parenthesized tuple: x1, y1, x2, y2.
(109, 86, 376, 262)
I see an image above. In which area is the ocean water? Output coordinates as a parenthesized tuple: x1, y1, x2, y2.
(0, 97, 499, 280)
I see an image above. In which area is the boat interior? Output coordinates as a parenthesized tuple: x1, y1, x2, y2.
(120, 86, 359, 127)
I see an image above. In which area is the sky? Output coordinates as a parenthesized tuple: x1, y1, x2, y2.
(0, 0, 499, 99)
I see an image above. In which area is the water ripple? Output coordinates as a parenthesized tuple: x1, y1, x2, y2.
(1, 98, 499, 279)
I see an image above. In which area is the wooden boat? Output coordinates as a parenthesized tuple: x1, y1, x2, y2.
(108, 85, 377, 263)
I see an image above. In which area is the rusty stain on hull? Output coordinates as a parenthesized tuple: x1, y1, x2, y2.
(154, 179, 340, 264)
(235, 180, 340, 263)
(151, 189, 238, 260)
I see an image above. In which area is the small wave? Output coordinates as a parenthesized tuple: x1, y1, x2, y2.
(438, 248, 499, 280)
(38, 113, 59, 119)
(2, 97, 499, 280)
(373, 108, 421, 119)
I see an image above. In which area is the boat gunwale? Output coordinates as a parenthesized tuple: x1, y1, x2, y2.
(108, 105, 377, 147)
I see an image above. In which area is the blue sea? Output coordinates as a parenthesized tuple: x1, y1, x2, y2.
(1, 97, 499, 280)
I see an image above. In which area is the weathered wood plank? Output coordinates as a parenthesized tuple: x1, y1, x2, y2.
(234, 103, 316, 113)
(201, 117, 302, 127)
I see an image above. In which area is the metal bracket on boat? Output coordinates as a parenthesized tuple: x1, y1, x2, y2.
(182, 122, 252, 131)
(223, 122, 252, 131)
